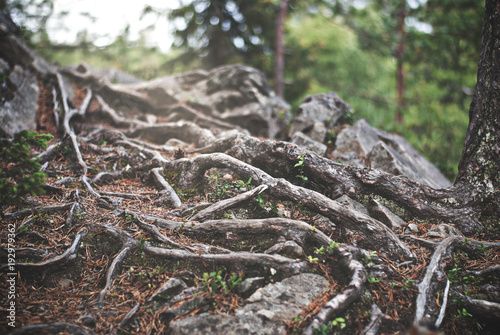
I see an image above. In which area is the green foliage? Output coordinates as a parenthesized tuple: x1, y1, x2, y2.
(307, 255, 319, 263)
(198, 270, 243, 297)
(312, 317, 347, 334)
(0, 130, 53, 213)
(314, 246, 325, 255)
(327, 240, 339, 253)
(294, 154, 308, 181)
(206, 172, 235, 202)
(456, 308, 473, 318)
(367, 276, 381, 284)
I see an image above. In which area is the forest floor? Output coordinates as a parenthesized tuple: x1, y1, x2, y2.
(1, 75, 499, 335)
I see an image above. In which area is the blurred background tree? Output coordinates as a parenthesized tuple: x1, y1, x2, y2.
(1, 0, 483, 180)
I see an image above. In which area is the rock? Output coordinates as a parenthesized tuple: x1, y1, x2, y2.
(149, 277, 187, 301)
(123, 64, 291, 139)
(289, 92, 351, 141)
(335, 195, 370, 216)
(237, 277, 265, 297)
(0, 64, 39, 137)
(290, 131, 327, 155)
(237, 273, 328, 323)
(334, 119, 380, 158)
(427, 224, 463, 239)
(264, 240, 305, 258)
(367, 199, 405, 230)
(168, 313, 268, 335)
(406, 223, 419, 233)
(333, 119, 451, 189)
(168, 273, 329, 335)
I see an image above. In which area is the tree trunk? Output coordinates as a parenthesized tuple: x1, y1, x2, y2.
(275, 0, 288, 99)
(395, 0, 406, 124)
(455, 0, 500, 221)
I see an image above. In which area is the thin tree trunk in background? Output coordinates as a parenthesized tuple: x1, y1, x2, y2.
(275, 0, 288, 99)
(395, 0, 406, 124)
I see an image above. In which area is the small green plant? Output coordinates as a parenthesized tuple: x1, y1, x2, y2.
(0, 130, 53, 214)
(198, 270, 243, 297)
(331, 317, 346, 329)
(362, 251, 378, 266)
(313, 324, 329, 335)
(448, 267, 461, 282)
(314, 246, 325, 255)
(456, 308, 473, 318)
(227, 273, 243, 290)
(206, 172, 233, 201)
(462, 275, 482, 285)
(294, 154, 308, 181)
(236, 177, 253, 190)
(476, 243, 488, 255)
(327, 240, 340, 253)
(312, 317, 346, 335)
(307, 255, 319, 263)
(367, 276, 381, 283)
(255, 194, 265, 206)
(75, 210, 87, 220)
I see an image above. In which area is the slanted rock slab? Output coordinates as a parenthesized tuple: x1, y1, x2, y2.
(168, 273, 329, 335)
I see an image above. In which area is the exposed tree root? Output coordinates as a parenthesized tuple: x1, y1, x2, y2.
(190, 185, 268, 221)
(162, 152, 413, 258)
(150, 167, 182, 208)
(193, 133, 482, 233)
(414, 237, 459, 327)
(360, 304, 383, 335)
(3, 53, 499, 335)
(3, 228, 87, 274)
(9, 322, 97, 335)
(304, 245, 366, 335)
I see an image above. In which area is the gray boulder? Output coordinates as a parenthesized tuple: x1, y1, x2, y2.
(289, 92, 351, 142)
(290, 131, 328, 155)
(122, 64, 291, 139)
(427, 224, 463, 239)
(333, 119, 451, 189)
(367, 199, 405, 230)
(0, 61, 39, 137)
(168, 273, 329, 335)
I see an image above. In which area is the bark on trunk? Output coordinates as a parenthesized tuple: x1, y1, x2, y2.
(455, 0, 500, 222)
